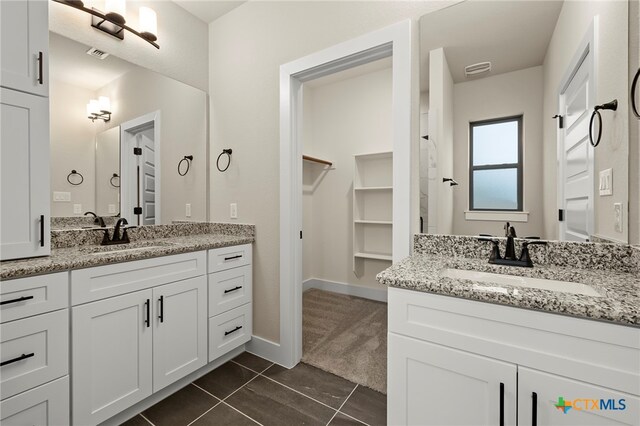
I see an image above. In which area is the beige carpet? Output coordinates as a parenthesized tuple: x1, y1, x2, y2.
(302, 288, 387, 394)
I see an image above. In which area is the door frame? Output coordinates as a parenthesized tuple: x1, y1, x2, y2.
(120, 111, 161, 225)
(275, 20, 414, 368)
(557, 18, 597, 241)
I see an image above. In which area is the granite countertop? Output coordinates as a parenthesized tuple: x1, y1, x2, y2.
(0, 233, 254, 280)
(377, 254, 640, 327)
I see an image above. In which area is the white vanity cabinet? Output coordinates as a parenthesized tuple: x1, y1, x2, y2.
(0, 0, 49, 96)
(0, 273, 70, 426)
(0, 0, 50, 261)
(388, 287, 640, 426)
(71, 252, 208, 426)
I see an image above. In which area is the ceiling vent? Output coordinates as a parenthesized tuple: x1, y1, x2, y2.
(465, 61, 491, 77)
(86, 47, 110, 60)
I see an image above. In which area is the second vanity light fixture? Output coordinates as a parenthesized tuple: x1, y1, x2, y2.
(87, 96, 111, 122)
(52, 0, 159, 49)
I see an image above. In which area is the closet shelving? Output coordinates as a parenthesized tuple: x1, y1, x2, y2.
(353, 151, 393, 275)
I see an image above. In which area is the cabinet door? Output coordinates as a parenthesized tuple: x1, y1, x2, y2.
(0, 88, 50, 260)
(153, 276, 207, 392)
(388, 333, 517, 426)
(0, 0, 48, 96)
(72, 289, 153, 426)
(0, 376, 69, 426)
(518, 367, 639, 426)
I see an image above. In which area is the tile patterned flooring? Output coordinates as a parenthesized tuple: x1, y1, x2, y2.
(122, 352, 387, 426)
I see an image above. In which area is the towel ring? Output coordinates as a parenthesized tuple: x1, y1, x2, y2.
(589, 99, 617, 148)
(217, 149, 232, 172)
(178, 155, 193, 176)
(67, 170, 84, 186)
(631, 68, 640, 119)
(110, 173, 120, 188)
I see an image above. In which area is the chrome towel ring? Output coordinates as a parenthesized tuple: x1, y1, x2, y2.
(67, 170, 84, 186)
(217, 149, 232, 172)
(178, 155, 193, 176)
(589, 99, 617, 148)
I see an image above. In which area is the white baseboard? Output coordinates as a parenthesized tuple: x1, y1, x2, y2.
(246, 335, 291, 368)
(303, 278, 388, 302)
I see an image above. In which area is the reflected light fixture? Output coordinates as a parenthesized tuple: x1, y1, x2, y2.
(87, 96, 112, 122)
(52, 0, 159, 49)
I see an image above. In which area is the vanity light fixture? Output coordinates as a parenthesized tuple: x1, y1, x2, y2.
(51, 0, 160, 49)
(87, 96, 112, 123)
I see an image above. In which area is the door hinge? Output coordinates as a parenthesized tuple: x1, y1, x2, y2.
(558, 209, 564, 222)
(134, 207, 142, 215)
(552, 114, 564, 129)
(133, 147, 142, 155)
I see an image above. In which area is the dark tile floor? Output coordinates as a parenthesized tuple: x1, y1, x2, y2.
(122, 352, 387, 426)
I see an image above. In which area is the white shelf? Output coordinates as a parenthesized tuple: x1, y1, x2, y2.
(354, 252, 392, 261)
(354, 220, 392, 225)
(354, 186, 393, 191)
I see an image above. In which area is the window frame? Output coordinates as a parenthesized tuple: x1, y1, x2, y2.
(468, 115, 523, 212)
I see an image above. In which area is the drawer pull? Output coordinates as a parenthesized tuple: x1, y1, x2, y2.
(224, 255, 242, 261)
(144, 299, 150, 327)
(37, 52, 43, 85)
(224, 325, 243, 336)
(0, 295, 34, 306)
(158, 295, 164, 323)
(1, 352, 35, 367)
(532, 392, 538, 426)
(499, 382, 504, 426)
(224, 286, 243, 294)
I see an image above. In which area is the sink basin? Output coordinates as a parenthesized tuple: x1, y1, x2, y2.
(85, 241, 175, 255)
(441, 268, 602, 297)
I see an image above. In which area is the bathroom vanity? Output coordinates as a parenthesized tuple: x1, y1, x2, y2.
(379, 234, 640, 426)
(0, 223, 255, 425)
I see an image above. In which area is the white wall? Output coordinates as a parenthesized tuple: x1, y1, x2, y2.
(97, 68, 208, 223)
(302, 65, 393, 290)
(429, 48, 454, 235)
(542, 0, 629, 243)
(452, 66, 544, 238)
(208, 1, 456, 343)
(95, 127, 120, 216)
(630, 0, 640, 245)
(50, 79, 97, 217)
(49, 0, 209, 92)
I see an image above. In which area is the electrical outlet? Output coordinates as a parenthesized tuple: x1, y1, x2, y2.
(599, 169, 612, 196)
(230, 203, 238, 219)
(73, 204, 82, 214)
(185, 203, 192, 217)
(108, 204, 116, 214)
(53, 191, 71, 202)
(614, 203, 623, 233)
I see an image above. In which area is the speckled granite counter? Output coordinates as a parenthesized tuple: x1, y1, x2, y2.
(1, 222, 255, 280)
(377, 235, 640, 327)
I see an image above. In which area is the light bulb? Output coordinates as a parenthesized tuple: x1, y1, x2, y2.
(139, 7, 157, 41)
(98, 96, 111, 113)
(105, 0, 126, 24)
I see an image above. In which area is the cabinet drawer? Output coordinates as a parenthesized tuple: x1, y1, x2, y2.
(209, 303, 252, 362)
(0, 376, 69, 426)
(71, 251, 206, 305)
(0, 272, 68, 323)
(208, 244, 252, 273)
(209, 265, 252, 316)
(0, 309, 68, 399)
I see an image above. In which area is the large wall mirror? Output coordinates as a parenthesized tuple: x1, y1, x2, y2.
(49, 33, 208, 227)
(419, 0, 630, 244)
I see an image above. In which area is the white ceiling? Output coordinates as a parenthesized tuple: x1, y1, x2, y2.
(50, 33, 137, 92)
(171, 0, 246, 24)
(420, 0, 564, 89)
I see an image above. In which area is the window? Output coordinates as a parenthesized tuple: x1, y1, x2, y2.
(469, 116, 523, 211)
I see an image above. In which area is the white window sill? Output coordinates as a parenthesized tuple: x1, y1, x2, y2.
(464, 211, 529, 222)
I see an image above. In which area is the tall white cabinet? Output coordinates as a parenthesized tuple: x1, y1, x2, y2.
(0, 0, 50, 260)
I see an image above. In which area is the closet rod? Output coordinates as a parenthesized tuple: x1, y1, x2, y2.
(303, 155, 333, 167)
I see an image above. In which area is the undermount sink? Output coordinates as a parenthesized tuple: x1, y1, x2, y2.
(441, 268, 602, 297)
(85, 241, 175, 255)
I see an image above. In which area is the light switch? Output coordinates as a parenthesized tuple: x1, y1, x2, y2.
(186, 203, 192, 217)
(230, 203, 238, 219)
(614, 203, 623, 233)
(53, 191, 71, 202)
(108, 204, 116, 214)
(73, 204, 82, 214)
(599, 168, 612, 196)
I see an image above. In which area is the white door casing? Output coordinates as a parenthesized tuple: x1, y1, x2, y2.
(557, 20, 597, 242)
(275, 20, 414, 368)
